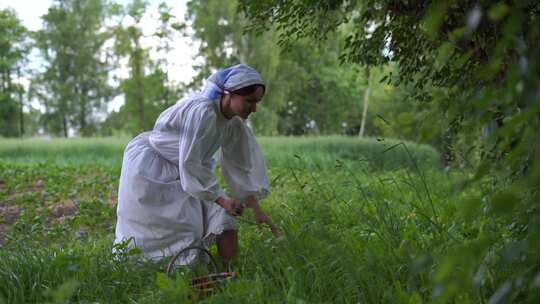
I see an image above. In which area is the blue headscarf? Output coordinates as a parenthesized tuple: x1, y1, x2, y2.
(201, 64, 265, 100)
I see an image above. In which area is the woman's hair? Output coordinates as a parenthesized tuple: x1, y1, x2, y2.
(231, 84, 266, 96)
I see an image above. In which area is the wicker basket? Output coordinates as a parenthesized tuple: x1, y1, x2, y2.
(166, 245, 237, 300)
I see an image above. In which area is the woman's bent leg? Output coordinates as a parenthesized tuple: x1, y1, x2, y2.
(216, 229, 238, 270)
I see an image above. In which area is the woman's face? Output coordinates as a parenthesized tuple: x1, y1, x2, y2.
(228, 86, 264, 119)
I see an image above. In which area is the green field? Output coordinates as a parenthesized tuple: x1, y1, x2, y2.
(0, 137, 531, 303)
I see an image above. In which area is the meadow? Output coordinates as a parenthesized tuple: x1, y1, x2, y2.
(0, 137, 529, 303)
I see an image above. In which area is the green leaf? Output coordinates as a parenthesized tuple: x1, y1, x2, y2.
(48, 278, 79, 303)
(423, 1, 450, 39)
(155, 272, 171, 290)
(420, 122, 438, 141)
(530, 153, 540, 181)
(491, 191, 518, 216)
(127, 247, 142, 256)
(457, 197, 482, 222)
(436, 42, 454, 68)
(397, 112, 414, 125)
(488, 3, 509, 21)
(434, 257, 455, 282)
(448, 27, 465, 42)
(473, 161, 491, 180)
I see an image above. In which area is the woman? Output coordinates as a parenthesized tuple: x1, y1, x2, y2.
(114, 64, 274, 267)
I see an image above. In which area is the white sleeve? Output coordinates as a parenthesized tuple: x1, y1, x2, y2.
(178, 104, 224, 202)
(220, 118, 270, 201)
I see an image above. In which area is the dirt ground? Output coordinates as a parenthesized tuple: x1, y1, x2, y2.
(0, 205, 21, 245)
(0, 179, 80, 245)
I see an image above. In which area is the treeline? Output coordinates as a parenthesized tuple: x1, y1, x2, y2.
(1, 0, 183, 137)
(183, 0, 427, 139)
(1, 0, 431, 144)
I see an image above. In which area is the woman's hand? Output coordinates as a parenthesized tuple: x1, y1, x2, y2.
(246, 196, 279, 236)
(253, 208, 271, 227)
(216, 196, 244, 217)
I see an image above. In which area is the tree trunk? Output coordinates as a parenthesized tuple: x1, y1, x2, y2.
(63, 112, 68, 137)
(6, 70, 15, 137)
(134, 48, 145, 132)
(359, 68, 373, 137)
(80, 84, 88, 136)
(17, 67, 24, 137)
(1, 70, 5, 91)
(1, 71, 7, 136)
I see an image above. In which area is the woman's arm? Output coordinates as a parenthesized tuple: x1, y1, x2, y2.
(178, 104, 224, 202)
(220, 118, 270, 201)
(245, 195, 279, 236)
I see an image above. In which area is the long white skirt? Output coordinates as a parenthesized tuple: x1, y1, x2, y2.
(114, 132, 237, 265)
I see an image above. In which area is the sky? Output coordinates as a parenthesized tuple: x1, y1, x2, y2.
(0, 0, 199, 112)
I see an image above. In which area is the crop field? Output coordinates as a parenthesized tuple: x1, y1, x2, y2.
(0, 137, 527, 303)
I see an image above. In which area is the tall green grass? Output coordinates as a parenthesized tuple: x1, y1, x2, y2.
(1, 160, 463, 303)
(0, 238, 165, 303)
(0, 137, 128, 166)
(0, 136, 440, 170)
(3, 137, 530, 303)
(261, 136, 440, 170)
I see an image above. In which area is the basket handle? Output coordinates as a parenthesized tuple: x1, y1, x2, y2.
(166, 245, 219, 277)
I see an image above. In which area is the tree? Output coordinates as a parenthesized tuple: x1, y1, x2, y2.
(241, 0, 539, 157)
(113, 0, 148, 133)
(34, 0, 113, 136)
(185, 0, 368, 135)
(359, 68, 372, 137)
(0, 9, 29, 137)
(108, 0, 183, 135)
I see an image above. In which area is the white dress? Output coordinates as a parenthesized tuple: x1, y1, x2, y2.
(114, 94, 270, 264)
